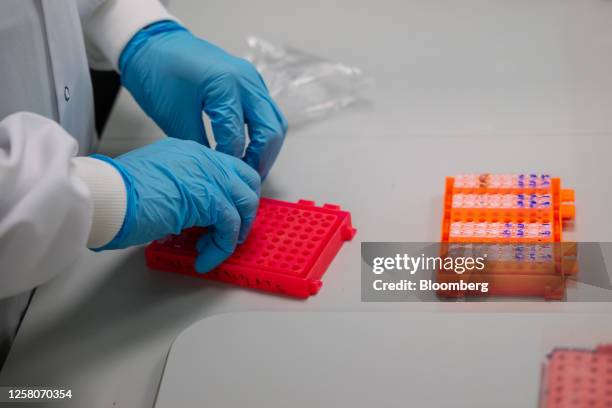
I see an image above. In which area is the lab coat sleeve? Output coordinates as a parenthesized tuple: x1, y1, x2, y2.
(80, 0, 179, 71)
(0, 112, 127, 299)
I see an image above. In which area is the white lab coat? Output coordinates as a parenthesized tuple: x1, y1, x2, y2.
(0, 0, 175, 365)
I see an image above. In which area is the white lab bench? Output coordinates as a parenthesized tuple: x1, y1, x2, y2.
(2, 0, 612, 407)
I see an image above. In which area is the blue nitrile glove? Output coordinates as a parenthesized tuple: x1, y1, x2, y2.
(92, 137, 260, 273)
(119, 21, 288, 179)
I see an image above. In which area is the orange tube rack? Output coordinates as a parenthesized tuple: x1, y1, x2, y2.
(438, 173, 576, 300)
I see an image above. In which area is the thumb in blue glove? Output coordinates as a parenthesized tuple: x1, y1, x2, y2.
(120, 21, 288, 179)
(92, 137, 260, 273)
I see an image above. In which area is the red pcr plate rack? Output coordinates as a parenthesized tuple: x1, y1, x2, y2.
(540, 344, 612, 408)
(145, 198, 356, 298)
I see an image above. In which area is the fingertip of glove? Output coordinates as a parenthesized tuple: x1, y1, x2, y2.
(237, 226, 252, 244)
(194, 257, 213, 274)
(242, 154, 261, 176)
(194, 246, 216, 274)
(195, 233, 234, 274)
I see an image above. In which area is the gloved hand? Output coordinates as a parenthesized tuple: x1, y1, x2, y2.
(92, 137, 260, 273)
(119, 21, 288, 179)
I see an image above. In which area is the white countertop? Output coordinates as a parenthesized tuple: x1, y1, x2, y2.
(2, 1, 612, 407)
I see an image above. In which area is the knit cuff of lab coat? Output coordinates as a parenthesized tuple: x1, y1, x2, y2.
(83, 0, 179, 71)
(72, 156, 127, 248)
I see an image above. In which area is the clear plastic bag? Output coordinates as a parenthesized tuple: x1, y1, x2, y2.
(245, 36, 371, 126)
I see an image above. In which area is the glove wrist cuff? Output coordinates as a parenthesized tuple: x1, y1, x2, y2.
(87, 154, 137, 251)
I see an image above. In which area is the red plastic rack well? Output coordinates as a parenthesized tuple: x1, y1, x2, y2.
(145, 198, 356, 298)
(540, 344, 612, 408)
